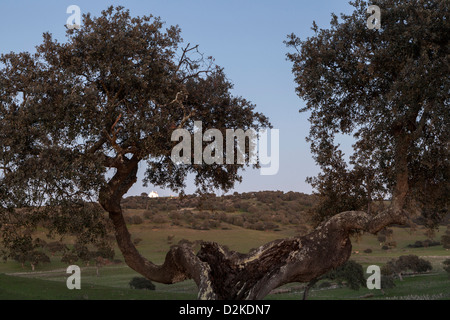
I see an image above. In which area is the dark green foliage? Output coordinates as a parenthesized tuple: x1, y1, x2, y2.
(47, 242, 68, 255)
(129, 277, 156, 290)
(94, 246, 115, 261)
(382, 255, 432, 279)
(12, 249, 50, 270)
(323, 260, 366, 290)
(396, 255, 432, 274)
(318, 281, 332, 288)
(443, 259, 450, 277)
(61, 253, 79, 265)
(380, 275, 396, 290)
(407, 240, 441, 248)
(441, 226, 450, 249)
(0, 5, 269, 261)
(4, 232, 50, 270)
(286, 0, 449, 224)
(303, 260, 366, 300)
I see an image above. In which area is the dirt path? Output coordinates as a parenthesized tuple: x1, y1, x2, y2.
(5, 265, 129, 277)
(6, 268, 68, 277)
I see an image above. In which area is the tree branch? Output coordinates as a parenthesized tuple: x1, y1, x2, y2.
(411, 102, 433, 141)
(86, 136, 107, 154)
(0, 166, 12, 174)
(175, 43, 199, 74)
(103, 114, 124, 158)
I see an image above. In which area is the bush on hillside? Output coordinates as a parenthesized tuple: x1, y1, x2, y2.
(382, 255, 432, 280)
(443, 259, 450, 277)
(129, 277, 155, 290)
(407, 240, 441, 248)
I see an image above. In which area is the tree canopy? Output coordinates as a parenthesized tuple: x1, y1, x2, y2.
(0, 1, 448, 300)
(286, 0, 449, 226)
(0, 6, 268, 262)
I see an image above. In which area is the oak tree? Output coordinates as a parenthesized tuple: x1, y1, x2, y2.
(1, 1, 448, 299)
(286, 0, 448, 240)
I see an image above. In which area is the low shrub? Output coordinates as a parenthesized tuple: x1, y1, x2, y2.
(125, 215, 143, 225)
(318, 281, 333, 288)
(382, 255, 432, 279)
(151, 214, 168, 224)
(381, 275, 396, 289)
(129, 277, 156, 290)
(406, 240, 441, 248)
(443, 259, 450, 276)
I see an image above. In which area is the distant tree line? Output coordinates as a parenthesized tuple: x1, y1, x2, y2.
(121, 191, 315, 232)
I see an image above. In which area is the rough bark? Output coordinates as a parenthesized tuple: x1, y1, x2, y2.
(107, 193, 407, 299)
(99, 156, 410, 300)
(98, 159, 217, 298)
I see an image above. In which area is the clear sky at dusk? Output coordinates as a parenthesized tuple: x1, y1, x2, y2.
(0, 0, 358, 197)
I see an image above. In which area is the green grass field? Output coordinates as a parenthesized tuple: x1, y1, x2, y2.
(1, 217, 449, 300)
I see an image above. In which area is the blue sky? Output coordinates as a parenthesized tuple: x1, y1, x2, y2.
(0, 1, 357, 197)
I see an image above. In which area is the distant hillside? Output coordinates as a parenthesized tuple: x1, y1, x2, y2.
(121, 191, 317, 233)
(121, 191, 449, 230)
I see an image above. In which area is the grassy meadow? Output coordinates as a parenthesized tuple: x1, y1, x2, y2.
(1, 193, 449, 300)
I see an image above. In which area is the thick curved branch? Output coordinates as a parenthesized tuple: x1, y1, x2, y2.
(193, 209, 409, 299)
(98, 159, 218, 298)
(108, 209, 218, 298)
(326, 209, 409, 235)
(100, 160, 410, 300)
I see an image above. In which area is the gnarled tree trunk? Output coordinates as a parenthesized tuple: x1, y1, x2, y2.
(99, 157, 409, 300)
